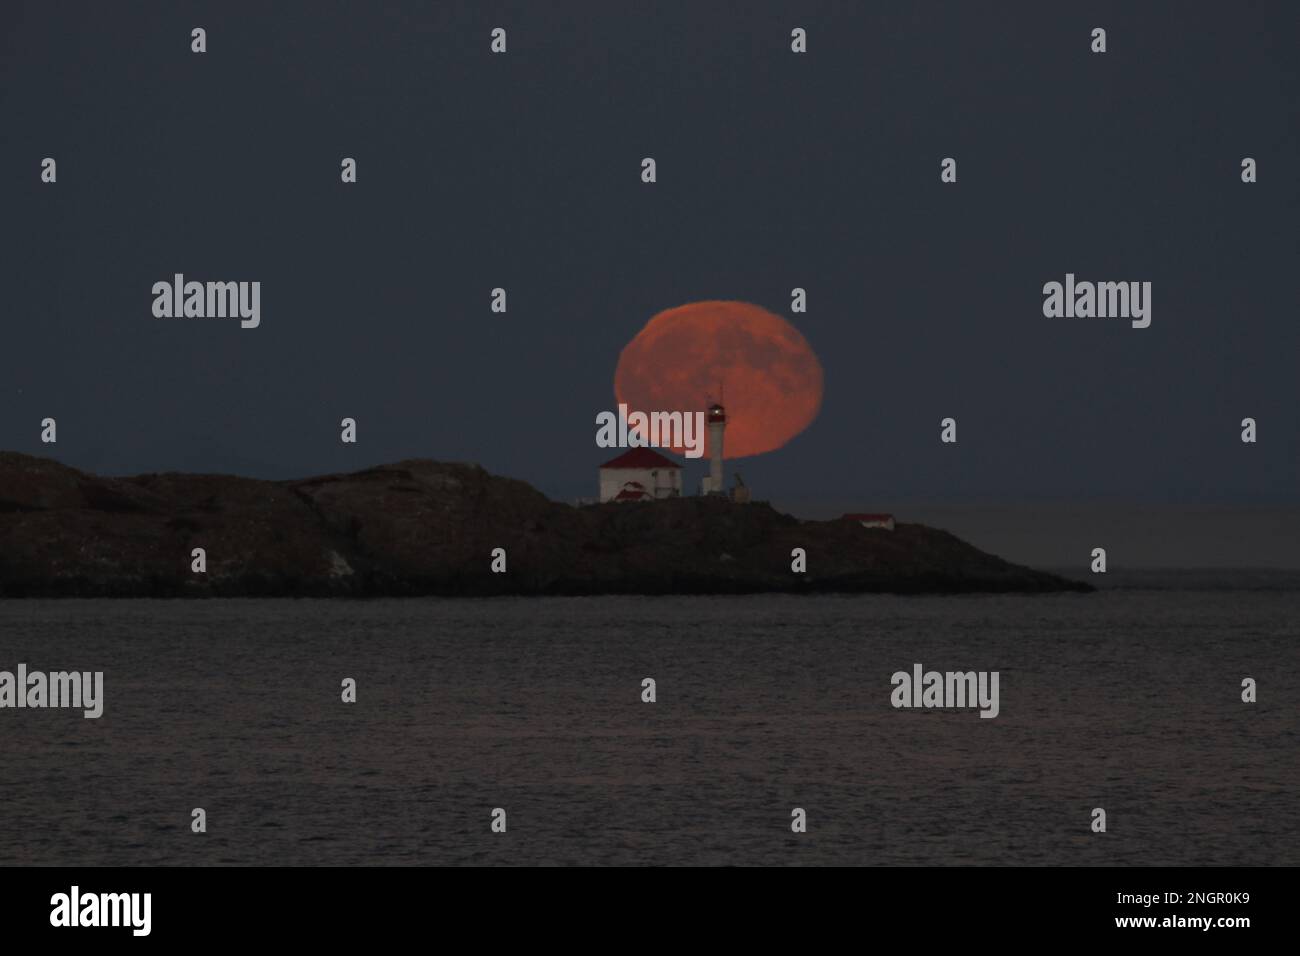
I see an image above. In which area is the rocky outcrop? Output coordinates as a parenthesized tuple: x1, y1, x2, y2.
(0, 452, 1089, 596)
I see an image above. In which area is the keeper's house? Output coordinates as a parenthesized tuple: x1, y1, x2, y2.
(842, 512, 896, 531)
(598, 448, 683, 502)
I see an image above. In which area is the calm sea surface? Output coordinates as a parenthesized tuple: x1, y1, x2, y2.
(1, 592, 1296, 866)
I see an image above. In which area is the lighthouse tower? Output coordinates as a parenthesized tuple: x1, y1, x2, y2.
(701, 401, 726, 495)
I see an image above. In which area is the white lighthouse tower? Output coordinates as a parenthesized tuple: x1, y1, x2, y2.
(701, 401, 726, 495)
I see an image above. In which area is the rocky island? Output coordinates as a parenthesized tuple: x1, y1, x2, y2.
(0, 452, 1089, 597)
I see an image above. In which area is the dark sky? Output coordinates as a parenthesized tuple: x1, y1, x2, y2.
(3, 0, 1298, 512)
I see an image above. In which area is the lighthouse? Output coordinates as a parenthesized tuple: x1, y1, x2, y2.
(701, 401, 726, 495)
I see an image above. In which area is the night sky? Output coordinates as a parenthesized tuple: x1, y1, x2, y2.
(3, 2, 1297, 554)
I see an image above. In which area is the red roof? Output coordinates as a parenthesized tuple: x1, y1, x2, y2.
(614, 487, 650, 501)
(599, 448, 682, 470)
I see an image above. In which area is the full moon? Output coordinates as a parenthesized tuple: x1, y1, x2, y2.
(614, 300, 824, 459)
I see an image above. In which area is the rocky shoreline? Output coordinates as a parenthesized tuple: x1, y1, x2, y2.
(0, 453, 1090, 597)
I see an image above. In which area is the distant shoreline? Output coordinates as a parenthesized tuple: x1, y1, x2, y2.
(1046, 567, 1300, 591)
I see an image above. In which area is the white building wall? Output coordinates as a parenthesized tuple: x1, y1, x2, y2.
(858, 517, 896, 530)
(599, 468, 681, 502)
(707, 421, 725, 492)
(653, 467, 681, 498)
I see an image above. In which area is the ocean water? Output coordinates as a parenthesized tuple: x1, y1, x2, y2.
(1, 592, 1296, 866)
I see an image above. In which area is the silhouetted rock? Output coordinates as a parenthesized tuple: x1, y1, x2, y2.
(0, 452, 1090, 597)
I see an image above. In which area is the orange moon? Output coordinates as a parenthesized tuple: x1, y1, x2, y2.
(614, 301, 824, 459)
